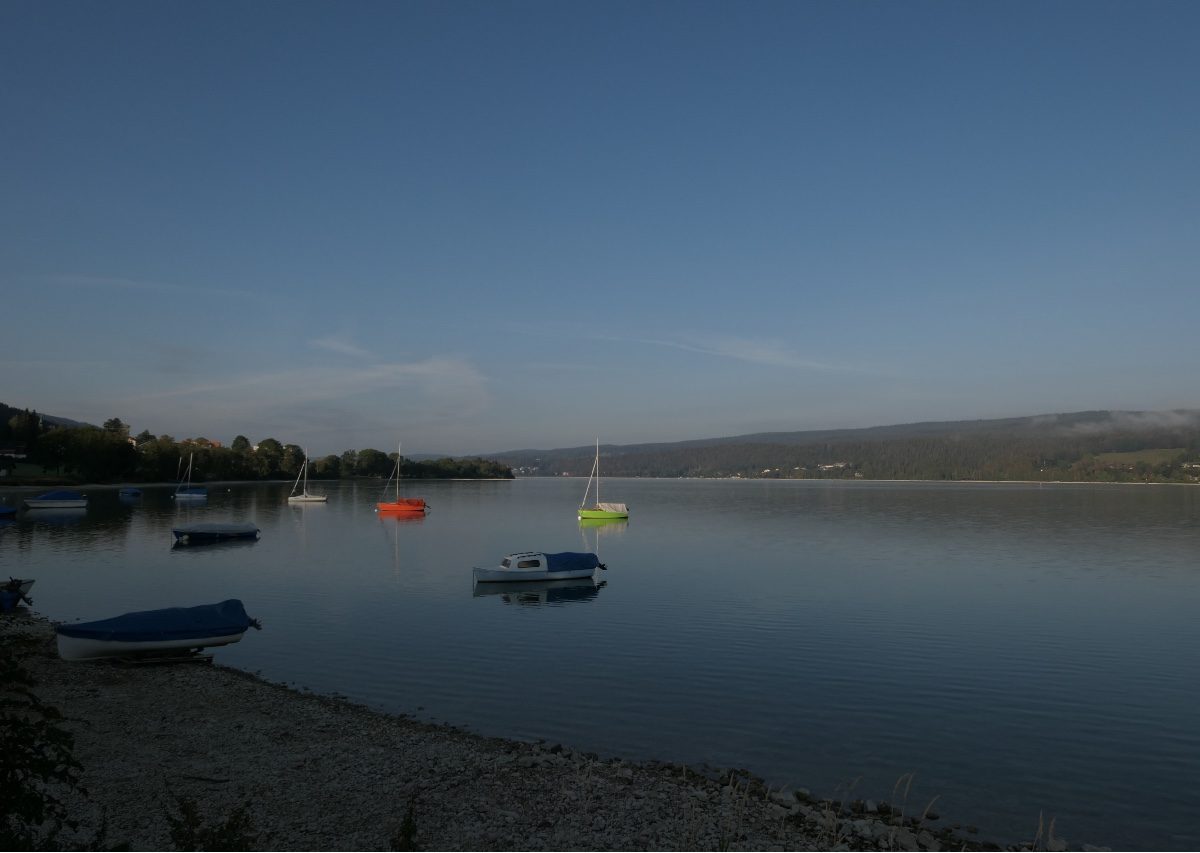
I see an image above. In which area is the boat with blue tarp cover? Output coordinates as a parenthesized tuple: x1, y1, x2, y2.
(25, 490, 88, 509)
(172, 522, 259, 545)
(55, 599, 260, 660)
(473, 551, 606, 583)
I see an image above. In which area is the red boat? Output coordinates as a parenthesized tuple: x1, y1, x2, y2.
(375, 442, 428, 514)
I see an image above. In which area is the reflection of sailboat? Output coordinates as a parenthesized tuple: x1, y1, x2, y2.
(578, 440, 628, 520)
(579, 516, 629, 530)
(174, 453, 207, 501)
(472, 577, 606, 606)
(287, 450, 327, 503)
(376, 442, 427, 513)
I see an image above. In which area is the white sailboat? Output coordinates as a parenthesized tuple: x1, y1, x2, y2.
(287, 450, 327, 503)
(578, 440, 628, 520)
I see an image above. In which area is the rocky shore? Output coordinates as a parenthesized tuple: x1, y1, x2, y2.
(4, 610, 1098, 851)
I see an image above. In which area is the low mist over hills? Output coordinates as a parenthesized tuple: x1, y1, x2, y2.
(488, 410, 1200, 482)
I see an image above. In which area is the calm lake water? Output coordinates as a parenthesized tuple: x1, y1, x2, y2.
(3, 478, 1198, 849)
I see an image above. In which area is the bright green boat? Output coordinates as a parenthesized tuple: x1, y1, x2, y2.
(578, 440, 629, 520)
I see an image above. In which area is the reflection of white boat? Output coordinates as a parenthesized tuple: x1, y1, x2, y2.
(172, 522, 259, 545)
(55, 599, 260, 661)
(287, 451, 327, 503)
(25, 490, 88, 509)
(473, 551, 605, 583)
(473, 577, 605, 605)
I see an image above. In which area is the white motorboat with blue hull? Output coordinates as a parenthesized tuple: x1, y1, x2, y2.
(473, 551, 605, 583)
(55, 599, 260, 661)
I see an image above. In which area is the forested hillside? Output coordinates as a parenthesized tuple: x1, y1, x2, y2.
(490, 411, 1200, 483)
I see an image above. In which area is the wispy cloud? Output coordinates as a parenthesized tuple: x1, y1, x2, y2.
(309, 335, 372, 359)
(41, 274, 266, 302)
(598, 332, 877, 373)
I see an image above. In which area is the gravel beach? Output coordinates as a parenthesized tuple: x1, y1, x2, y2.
(4, 609, 1092, 851)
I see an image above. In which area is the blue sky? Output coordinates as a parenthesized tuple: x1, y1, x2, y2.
(4, 0, 1198, 456)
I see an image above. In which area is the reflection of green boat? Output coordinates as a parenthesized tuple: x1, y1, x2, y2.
(578, 440, 629, 520)
(579, 516, 628, 529)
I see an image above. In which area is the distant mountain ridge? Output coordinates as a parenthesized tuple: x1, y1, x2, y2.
(486, 410, 1200, 481)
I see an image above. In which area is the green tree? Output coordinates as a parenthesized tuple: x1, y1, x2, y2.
(356, 448, 391, 476)
(231, 435, 251, 453)
(102, 418, 129, 437)
(254, 438, 283, 478)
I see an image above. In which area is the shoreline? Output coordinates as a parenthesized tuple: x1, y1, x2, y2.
(2, 610, 1099, 851)
(1, 476, 1194, 492)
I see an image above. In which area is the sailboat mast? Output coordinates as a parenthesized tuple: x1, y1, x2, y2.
(396, 441, 401, 500)
(595, 439, 600, 504)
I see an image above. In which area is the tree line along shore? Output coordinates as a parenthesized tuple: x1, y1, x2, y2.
(0, 411, 513, 485)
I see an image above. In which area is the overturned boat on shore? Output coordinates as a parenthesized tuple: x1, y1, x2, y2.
(55, 599, 261, 661)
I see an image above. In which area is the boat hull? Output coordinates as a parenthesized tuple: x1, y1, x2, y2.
(578, 508, 628, 519)
(287, 494, 328, 503)
(473, 566, 595, 583)
(56, 630, 247, 661)
(377, 499, 426, 512)
(25, 500, 88, 509)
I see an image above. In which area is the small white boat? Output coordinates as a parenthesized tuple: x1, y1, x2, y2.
(24, 490, 88, 509)
(473, 551, 606, 583)
(55, 599, 260, 661)
(287, 450, 327, 503)
(172, 522, 259, 545)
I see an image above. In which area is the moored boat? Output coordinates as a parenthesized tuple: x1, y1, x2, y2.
(0, 505, 17, 518)
(172, 522, 260, 545)
(376, 441, 427, 513)
(55, 599, 260, 661)
(578, 440, 628, 520)
(24, 490, 88, 509)
(173, 453, 207, 501)
(473, 551, 605, 583)
(287, 450, 327, 503)
(119, 487, 142, 498)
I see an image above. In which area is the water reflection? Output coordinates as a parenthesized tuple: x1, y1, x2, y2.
(472, 577, 606, 606)
(24, 508, 88, 526)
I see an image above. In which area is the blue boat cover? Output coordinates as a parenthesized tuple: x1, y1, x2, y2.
(35, 490, 85, 500)
(177, 486, 207, 495)
(56, 599, 252, 642)
(544, 552, 601, 572)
